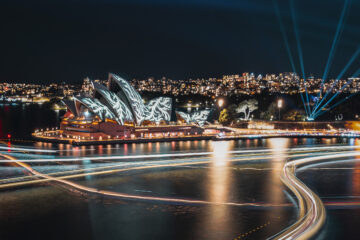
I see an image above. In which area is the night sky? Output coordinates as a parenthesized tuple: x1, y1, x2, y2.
(1, 0, 360, 83)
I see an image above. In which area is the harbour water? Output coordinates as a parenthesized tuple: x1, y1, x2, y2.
(1, 103, 360, 239)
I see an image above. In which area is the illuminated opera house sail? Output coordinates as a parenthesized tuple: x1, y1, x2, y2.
(60, 73, 211, 140)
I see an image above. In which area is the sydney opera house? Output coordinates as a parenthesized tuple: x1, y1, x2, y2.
(58, 73, 211, 141)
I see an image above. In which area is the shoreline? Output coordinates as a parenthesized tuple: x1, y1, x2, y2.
(32, 132, 360, 145)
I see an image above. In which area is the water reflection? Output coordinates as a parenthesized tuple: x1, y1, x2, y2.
(267, 138, 289, 204)
(155, 142, 160, 153)
(263, 138, 289, 236)
(4, 103, 360, 240)
(196, 141, 235, 239)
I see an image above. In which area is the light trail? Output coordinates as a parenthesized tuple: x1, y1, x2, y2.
(3, 150, 359, 212)
(0, 153, 287, 208)
(1, 144, 360, 163)
(3, 145, 360, 239)
(275, 152, 360, 239)
(0, 145, 57, 153)
(0, 153, 285, 189)
(0, 150, 344, 189)
(0, 144, 336, 183)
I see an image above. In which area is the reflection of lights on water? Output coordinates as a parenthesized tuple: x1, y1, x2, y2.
(268, 138, 288, 154)
(124, 144, 128, 155)
(267, 138, 289, 206)
(246, 139, 250, 148)
(72, 146, 79, 156)
(98, 145, 103, 155)
(156, 142, 160, 153)
(264, 138, 290, 238)
(322, 138, 331, 145)
(201, 140, 206, 149)
(81, 146, 86, 156)
(132, 143, 136, 153)
(198, 140, 234, 239)
(211, 141, 230, 167)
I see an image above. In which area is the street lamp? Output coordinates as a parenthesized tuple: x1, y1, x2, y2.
(277, 99, 283, 120)
(218, 98, 224, 108)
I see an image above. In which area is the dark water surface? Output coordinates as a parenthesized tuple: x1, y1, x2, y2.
(0, 103, 360, 240)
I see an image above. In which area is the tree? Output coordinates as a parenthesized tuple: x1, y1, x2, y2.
(260, 101, 277, 120)
(236, 99, 258, 120)
(227, 104, 239, 123)
(219, 109, 230, 125)
(246, 99, 258, 120)
(283, 109, 306, 121)
(236, 102, 248, 119)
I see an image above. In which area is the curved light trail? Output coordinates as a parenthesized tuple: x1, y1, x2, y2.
(0, 150, 346, 188)
(2, 144, 360, 163)
(2, 145, 360, 239)
(275, 152, 360, 239)
(0, 153, 286, 208)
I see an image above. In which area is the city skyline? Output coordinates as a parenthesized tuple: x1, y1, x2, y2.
(2, 72, 359, 100)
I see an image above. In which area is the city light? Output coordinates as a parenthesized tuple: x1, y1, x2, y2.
(277, 99, 283, 120)
(217, 98, 224, 108)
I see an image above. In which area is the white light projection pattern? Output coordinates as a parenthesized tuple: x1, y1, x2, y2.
(176, 111, 192, 124)
(65, 74, 210, 126)
(191, 110, 211, 126)
(144, 97, 172, 123)
(176, 110, 211, 126)
(95, 88, 134, 125)
(111, 74, 146, 125)
(74, 97, 117, 121)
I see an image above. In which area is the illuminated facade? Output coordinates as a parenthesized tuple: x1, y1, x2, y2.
(59, 73, 209, 140)
(73, 96, 117, 122)
(176, 109, 211, 126)
(92, 82, 134, 125)
(109, 74, 147, 125)
(145, 96, 172, 123)
(62, 73, 173, 126)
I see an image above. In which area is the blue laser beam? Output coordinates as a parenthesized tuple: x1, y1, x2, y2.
(311, 47, 360, 116)
(274, 0, 309, 117)
(313, 79, 354, 116)
(273, 0, 296, 72)
(317, 0, 351, 100)
(312, 68, 360, 118)
(313, 93, 356, 119)
(290, 0, 311, 115)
